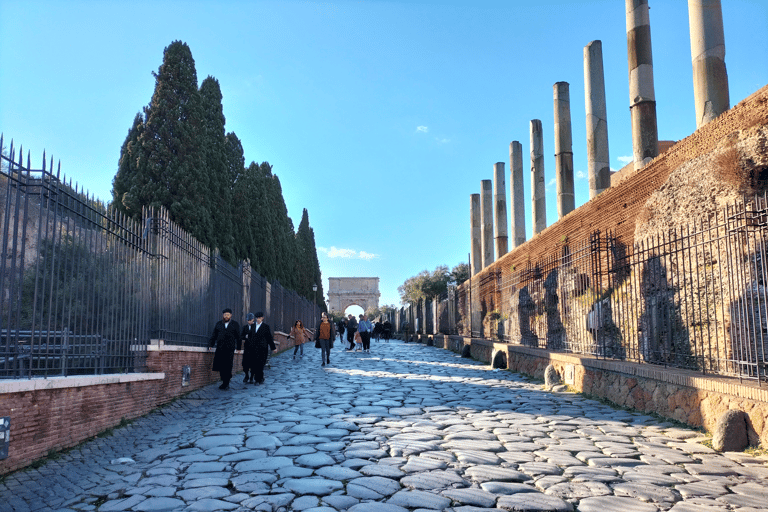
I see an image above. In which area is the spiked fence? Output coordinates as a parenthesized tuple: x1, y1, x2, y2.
(0, 136, 320, 378)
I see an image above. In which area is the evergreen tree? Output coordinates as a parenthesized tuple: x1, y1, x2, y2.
(112, 113, 144, 217)
(120, 40, 212, 246)
(199, 76, 234, 262)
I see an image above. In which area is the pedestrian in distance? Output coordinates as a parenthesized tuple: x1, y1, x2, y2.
(240, 313, 259, 383)
(208, 308, 241, 390)
(382, 319, 392, 342)
(315, 311, 336, 366)
(373, 320, 384, 343)
(337, 318, 346, 347)
(290, 320, 309, 359)
(249, 312, 276, 385)
(345, 314, 357, 351)
(358, 313, 373, 353)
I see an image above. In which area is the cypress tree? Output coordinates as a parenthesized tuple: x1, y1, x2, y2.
(112, 112, 144, 218)
(200, 76, 234, 262)
(134, 40, 212, 246)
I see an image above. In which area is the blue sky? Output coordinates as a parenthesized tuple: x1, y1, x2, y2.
(1, 0, 767, 310)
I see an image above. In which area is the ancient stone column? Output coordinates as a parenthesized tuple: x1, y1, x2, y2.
(554, 82, 575, 218)
(530, 120, 546, 235)
(626, 0, 659, 170)
(481, 179, 494, 268)
(509, 141, 526, 248)
(470, 193, 481, 275)
(688, 0, 729, 127)
(584, 40, 611, 198)
(493, 162, 509, 259)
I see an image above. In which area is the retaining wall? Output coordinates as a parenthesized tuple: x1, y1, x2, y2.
(432, 334, 768, 447)
(0, 332, 298, 475)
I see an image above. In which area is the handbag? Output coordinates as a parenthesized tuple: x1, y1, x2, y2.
(315, 339, 321, 348)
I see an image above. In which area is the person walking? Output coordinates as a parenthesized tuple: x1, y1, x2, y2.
(315, 312, 336, 366)
(337, 318, 346, 348)
(382, 319, 392, 342)
(251, 312, 276, 385)
(240, 313, 259, 383)
(290, 320, 309, 359)
(345, 314, 357, 351)
(358, 313, 373, 353)
(208, 308, 241, 390)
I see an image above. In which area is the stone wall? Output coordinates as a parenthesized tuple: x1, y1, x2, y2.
(0, 332, 296, 475)
(433, 334, 768, 447)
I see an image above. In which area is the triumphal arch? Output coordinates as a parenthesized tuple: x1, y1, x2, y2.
(328, 277, 380, 313)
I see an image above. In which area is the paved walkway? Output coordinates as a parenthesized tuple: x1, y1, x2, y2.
(2, 339, 768, 512)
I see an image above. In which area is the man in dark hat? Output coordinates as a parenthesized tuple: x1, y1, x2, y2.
(240, 313, 258, 384)
(208, 308, 240, 390)
(250, 312, 276, 385)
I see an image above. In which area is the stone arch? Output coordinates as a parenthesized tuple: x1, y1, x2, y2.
(328, 277, 380, 314)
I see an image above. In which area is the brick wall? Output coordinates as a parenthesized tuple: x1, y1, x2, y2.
(474, 84, 768, 281)
(0, 332, 296, 475)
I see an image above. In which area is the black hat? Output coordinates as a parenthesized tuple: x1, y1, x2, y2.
(255, 311, 264, 318)
(223, 308, 233, 314)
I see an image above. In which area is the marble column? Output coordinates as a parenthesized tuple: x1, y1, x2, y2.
(584, 40, 611, 198)
(688, 0, 729, 127)
(493, 162, 509, 259)
(626, 0, 659, 170)
(481, 179, 494, 268)
(470, 193, 481, 275)
(554, 82, 575, 218)
(509, 141, 526, 248)
(530, 120, 547, 235)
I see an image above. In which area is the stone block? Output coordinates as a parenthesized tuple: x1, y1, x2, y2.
(544, 364, 560, 389)
(712, 409, 749, 452)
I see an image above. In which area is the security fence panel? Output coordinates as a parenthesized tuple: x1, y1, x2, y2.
(1, 136, 328, 379)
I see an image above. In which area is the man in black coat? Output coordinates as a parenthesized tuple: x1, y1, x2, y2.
(240, 313, 258, 384)
(249, 312, 276, 385)
(208, 308, 240, 390)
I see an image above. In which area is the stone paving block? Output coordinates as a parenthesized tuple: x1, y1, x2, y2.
(464, 465, 528, 483)
(496, 491, 574, 511)
(578, 496, 660, 511)
(441, 487, 498, 508)
(132, 497, 186, 511)
(98, 495, 148, 512)
(282, 477, 343, 495)
(400, 470, 468, 490)
(480, 481, 539, 494)
(387, 489, 451, 510)
(347, 502, 408, 512)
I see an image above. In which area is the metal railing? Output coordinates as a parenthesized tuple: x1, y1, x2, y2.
(429, 194, 768, 383)
(0, 136, 320, 378)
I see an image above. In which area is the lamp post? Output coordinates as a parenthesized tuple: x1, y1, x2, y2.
(312, 284, 318, 328)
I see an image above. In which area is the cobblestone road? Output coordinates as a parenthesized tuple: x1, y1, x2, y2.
(2, 339, 767, 512)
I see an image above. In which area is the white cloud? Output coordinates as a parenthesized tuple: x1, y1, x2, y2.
(434, 137, 450, 144)
(416, 126, 428, 133)
(576, 170, 586, 180)
(617, 155, 633, 164)
(318, 246, 378, 260)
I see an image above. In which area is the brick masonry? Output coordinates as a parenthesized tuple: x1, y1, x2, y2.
(469, 84, 768, 282)
(433, 333, 768, 447)
(0, 331, 298, 475)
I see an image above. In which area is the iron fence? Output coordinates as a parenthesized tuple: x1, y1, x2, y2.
(0, 136, 320, 378)
(439, 194, 768, 383)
